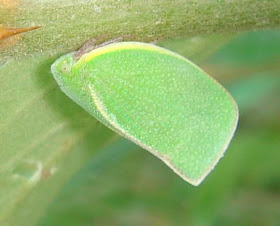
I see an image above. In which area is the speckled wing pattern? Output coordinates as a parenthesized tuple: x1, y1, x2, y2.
(73, 42, 238, 185)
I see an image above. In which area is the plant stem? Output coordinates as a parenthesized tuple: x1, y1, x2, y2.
(1, 0, 280, 59)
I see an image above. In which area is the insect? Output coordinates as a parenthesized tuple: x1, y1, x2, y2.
(51, 38, 238, 186)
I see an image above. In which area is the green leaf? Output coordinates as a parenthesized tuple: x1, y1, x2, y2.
(0, 54, 117, 225)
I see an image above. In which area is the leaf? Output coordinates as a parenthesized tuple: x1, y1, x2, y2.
(37, 127, 280, 226)
(0, 54, 117, 225)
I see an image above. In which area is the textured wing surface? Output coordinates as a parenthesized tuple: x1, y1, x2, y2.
(77, 43, 238, 185)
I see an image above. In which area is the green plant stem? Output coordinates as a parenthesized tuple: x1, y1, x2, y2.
(1, 0, 280, 60)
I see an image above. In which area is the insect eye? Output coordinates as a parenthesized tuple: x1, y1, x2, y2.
(60, 62, 71, 74)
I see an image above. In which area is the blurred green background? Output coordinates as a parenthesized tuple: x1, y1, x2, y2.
(34, 30, 280, 226)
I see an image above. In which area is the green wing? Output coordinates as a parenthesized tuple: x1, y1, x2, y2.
(75, 42, 238, 185)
